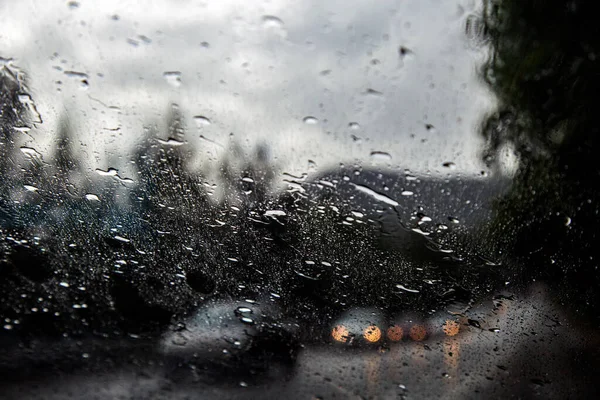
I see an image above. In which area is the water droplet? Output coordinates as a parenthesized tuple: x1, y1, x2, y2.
(157, 138, 186, 146)
(350, 183, 399, 206)
(443, 161, 456, 169)
(163, 71, 182, 87)
(95, 168, 118, 177)
(194, 116, 211, 126)
(364, 88, 383, 96)
(348, 122, 361, 130)
(411, 227, 430, 236)
(264, 210, 286, 217)
(64, 70, 88, 80)
(85, 194, 100, 201)
(401, 190, 414, 196)
(199, 135, 223, 148)
(396, 284, 420, 293)
(468, 319, 482, 329)
(261, 15, 284, 28)
(240, 317, 254, 324)
(417, 213, 432, 223)
(20, 147, 42, 159)
(303, 116, 318, 125)
(318, 179, 334, 188)
(62, 71, 88, 89)
(370, 151, 392, 162)
(113, 235, 130, 243)
(95, 168, 134, 183)
(448, 216, 460, 224)
(23, 185, 38, 192)
(261, 15, 287, 38)
(399, 46, 413, 56)
(59, 282, 70, 288)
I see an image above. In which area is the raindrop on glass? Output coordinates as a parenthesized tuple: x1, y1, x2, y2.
(261, 15, 284, 29)
(194, 116, 211, 126)
(163, 71, 182, 87)
(364, 88, 383, 96)
(20, 147, 42, 159)
(443, 161, 456, 169)
(157, 138, 186, 146)
(370, 151, 392, 162)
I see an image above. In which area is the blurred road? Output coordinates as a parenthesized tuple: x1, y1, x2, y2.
(2, 283, 598, 399)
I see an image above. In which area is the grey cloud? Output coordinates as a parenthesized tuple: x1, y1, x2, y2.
(1, 0, 495, 179)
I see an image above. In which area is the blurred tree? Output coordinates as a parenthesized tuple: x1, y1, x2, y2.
(136, 105, 208, 227)
(479, 0, 600, 317)
(0, 65, 31, 223)
(50, 115, 83, 196)
(240, 144, 276, 207)
(0, 65, 30, 171)
(217, 142, 277, 208)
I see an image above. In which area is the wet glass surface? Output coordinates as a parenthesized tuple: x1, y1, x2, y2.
(1, 0, 599, 398)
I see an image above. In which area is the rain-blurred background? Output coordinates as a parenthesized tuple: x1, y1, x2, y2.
(1, 0, 508, 187)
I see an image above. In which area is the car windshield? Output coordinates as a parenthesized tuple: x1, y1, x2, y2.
(1, 1, 599, 398)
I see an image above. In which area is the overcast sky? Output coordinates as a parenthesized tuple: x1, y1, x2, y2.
(1, 0, 497, 182)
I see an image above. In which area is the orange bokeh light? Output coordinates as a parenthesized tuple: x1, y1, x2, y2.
(363, 325, 382, 343)
(409, 324, 427, 341)
(387, 325, 404, 341)
(332, 325, 349, 342)
(443, 320, 460, 336)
